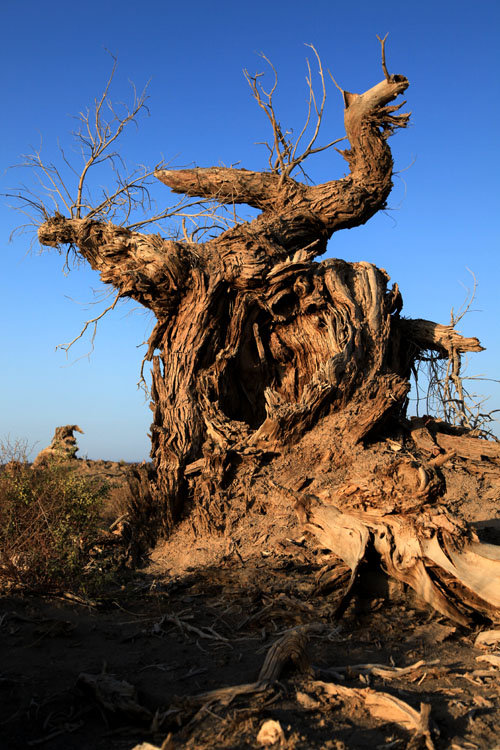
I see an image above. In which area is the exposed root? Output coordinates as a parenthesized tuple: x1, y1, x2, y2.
(295, 457, 500, 625)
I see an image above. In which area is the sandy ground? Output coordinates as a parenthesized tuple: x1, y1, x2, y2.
(1, 453, 499, 750)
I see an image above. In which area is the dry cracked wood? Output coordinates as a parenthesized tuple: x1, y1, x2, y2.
(311, 680, 435, 750)
(36, 48, 487, 568)
(34, 60, 423, 531)
(410, 418, 500, 466)
(296, 457, 500, 625)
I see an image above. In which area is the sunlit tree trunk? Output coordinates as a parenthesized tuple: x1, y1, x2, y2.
(38, 65, 500, 624)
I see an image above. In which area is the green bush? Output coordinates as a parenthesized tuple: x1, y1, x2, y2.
(0, 453, 112, 593)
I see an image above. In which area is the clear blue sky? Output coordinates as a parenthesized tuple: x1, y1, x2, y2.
(1, 0, 499, 460)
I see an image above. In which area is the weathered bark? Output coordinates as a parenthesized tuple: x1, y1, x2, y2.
(32, 425, 83, 467)
(37, 62, 500, 622)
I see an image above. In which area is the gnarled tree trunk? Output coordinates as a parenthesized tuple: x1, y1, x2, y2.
(38, 62, 500, 624)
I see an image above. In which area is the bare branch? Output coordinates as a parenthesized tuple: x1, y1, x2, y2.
(412, 274, 498, 438)
(9, 54, 250, 258)
(449, 268, 478, 326)
(72, 59, 149, 219)
(290, 57, 314, 163)
(376, 33, 391, 82)
(287, 45, 328, 173)
(244, 46, 346, 180)
(56, 291, 121, 358)
(244, 56, 286, 176)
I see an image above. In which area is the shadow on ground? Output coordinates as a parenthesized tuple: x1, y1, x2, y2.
(1, 538, 499, 749)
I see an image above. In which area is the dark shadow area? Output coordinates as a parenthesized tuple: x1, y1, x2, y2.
(1, 544, 498, 749)
(472, 518, 500, 545)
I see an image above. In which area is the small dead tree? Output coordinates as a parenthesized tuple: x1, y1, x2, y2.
(32, 425, 84, 467)
(15, 42, 500, 624)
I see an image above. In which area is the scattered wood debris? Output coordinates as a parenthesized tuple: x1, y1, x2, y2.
(256, 718, 285, 746)
(474, 629, 500, 648)
(319, 658, 439, 681)
(310, 680, 435, 750)
(258, 625, 314, 682)
(476, 654, 500, 668)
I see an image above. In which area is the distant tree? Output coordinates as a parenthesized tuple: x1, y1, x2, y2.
(14, 42, 500, 623)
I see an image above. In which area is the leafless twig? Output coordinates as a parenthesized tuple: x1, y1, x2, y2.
(376, 33, 391, 82)
(56, 291, 121, 358)
(7, 55, 252, 358)
(7, 54, 238, 239)
(412, 271, 499, 439)
(244, 45, 346, 181)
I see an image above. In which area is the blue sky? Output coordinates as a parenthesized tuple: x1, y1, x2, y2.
(1, 0, 499, 460)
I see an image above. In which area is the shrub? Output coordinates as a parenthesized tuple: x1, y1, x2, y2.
(0, 443, 112, 593)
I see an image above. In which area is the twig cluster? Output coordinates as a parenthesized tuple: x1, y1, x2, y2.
(413, 272, 499, 439)
(6, 54, 242, 242)
(244, 44, 346, 182)
(6, 54, 249, 359)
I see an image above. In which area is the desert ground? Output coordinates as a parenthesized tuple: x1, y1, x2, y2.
(1, 434, 499, 750)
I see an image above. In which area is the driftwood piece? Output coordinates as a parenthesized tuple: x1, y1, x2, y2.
(311, 680, 435, 750)
(410, 418, 500, 464)
(258, 626, 313, 682)
(132, 740, 174, 750)
(476, 654, 500, 667)
(184, 623, 321, 711)
(186, 680, 270, 708)
(320, 659, 438, 680)
(474, 630, 500, 648)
